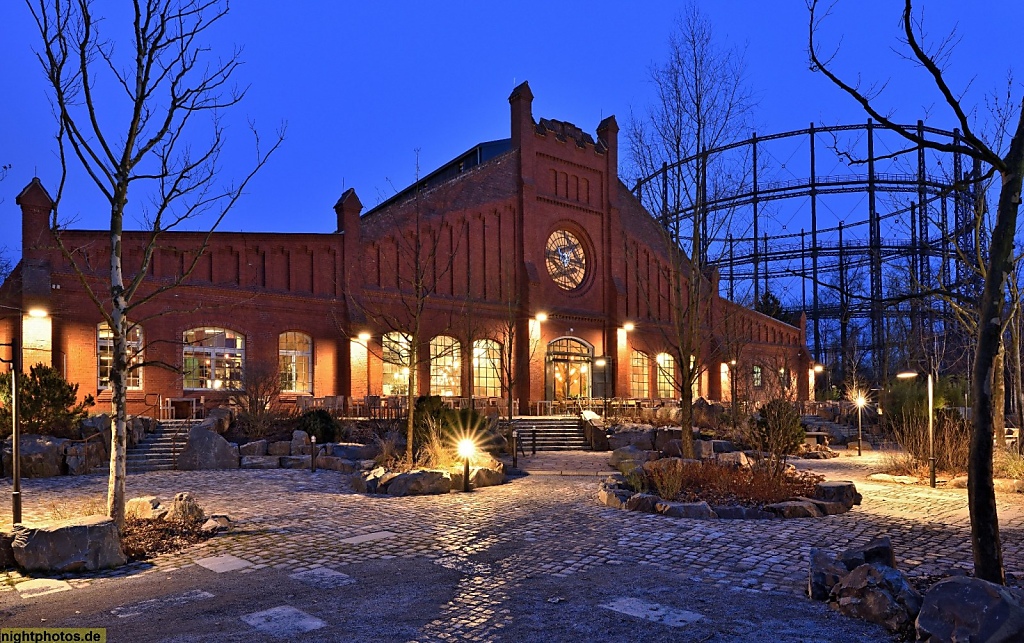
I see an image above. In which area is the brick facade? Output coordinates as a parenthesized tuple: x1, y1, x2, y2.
(0, 82, 811, 416)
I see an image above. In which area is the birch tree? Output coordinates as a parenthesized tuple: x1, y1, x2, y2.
(809, 0, 1023, 585)
(28, 0, 282, 527)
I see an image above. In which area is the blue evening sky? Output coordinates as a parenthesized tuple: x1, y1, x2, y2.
(2, 1, 1020, 265)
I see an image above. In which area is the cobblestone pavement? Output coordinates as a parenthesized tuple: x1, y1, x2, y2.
(1, 452, 1022, 641)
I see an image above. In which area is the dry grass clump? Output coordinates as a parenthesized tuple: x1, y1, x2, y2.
(46, 497, 108, 521)
(886, 412, 970, 477)
(994, 448, 1024, 480)
(644, 460, 823, 508)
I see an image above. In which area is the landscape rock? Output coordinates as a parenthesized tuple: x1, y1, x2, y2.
(655, 500, 717, 519)
(624, 493, 661, 513)
(346, 472, 367, 493)
(815, 480, 863, 510)
(279, 455, 312, 469)
(291, 430, 312, 456)
(800, 497, 850, 516)
(809, 548, 849, 600)
(331, 442, 379, 460)
(200, 515, 232, 535)
(387, 470, 452, 496)
(0, 530, 15, 569)
(642, 456, 687, 480)
(711, 505, 775, 519)
(315, 455, 357, 473)
(829, 562, 922, 633)
(164, 492, 204, 523)
(176, 426, 240, 470)
(916, 576, 1024, 643)
(239, 440, 268, 457)
(64, 441, 105, 476)
(716, 451, 750, 468)
(241, 455, 280, 470)
(663, 439, 686, 457)
(470, 466, 505, 488)
(711, 440, 735, 453)
(840, 536, 896, 571)
(2, 434, 68, 478)
(267, 441, 291, 456)
(653, 429, 683, 451)
(12, 515, 126, 572)
(607, 428, 655, 451)
(80, 415, 112, 458)
(608, 445, 658, 470)
(764, 500, 823, 518)
(694, 439, 716, 460)
(125, 496, 162, 519)
(598, 487, 632, 509)
(206, 408, 233, 433)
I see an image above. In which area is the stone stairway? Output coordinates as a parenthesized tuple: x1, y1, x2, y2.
(502, 417, 589, 451)
(126, 419, 193, 473)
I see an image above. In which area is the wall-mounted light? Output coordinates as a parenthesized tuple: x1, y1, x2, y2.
(535, 312, 548, 322)
(622, 322, 635, 332)
(27, 308, 48, 318)
(357, 332, 371, 342)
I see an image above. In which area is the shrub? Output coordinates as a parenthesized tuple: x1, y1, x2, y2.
(887, 409, 970, 476)
(296, 409, 337, 444)
(230, 360, 281, 439)
(746, 398, 803, 477)
(631, 460, 823, 507)
(0, 364, 95, 439)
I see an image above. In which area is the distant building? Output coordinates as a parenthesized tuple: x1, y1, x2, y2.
(0, 82, 811, 418)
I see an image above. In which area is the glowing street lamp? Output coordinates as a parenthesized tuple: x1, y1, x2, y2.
(898, 370, 935, 487)
(854, 393, 867, 456)
(457, 438, 475, 492)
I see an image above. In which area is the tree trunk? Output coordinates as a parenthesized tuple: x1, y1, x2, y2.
(406, 348, 417, 468)
(107, 228, 127, 529)
(993, 344, 1006, 448)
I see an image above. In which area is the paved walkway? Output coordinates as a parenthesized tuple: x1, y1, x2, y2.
(0, 452, 1021, 641)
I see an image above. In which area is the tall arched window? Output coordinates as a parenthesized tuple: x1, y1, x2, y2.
(472, 339, 501, 398)
(97, 322, 143, 389)
(279, 332, 312, 393)
(655, 352, 675, 399)
(183, 327, 244, 390)
(382, 332, 411, 396)
(630, 350, 649, 399)
(429, 336, 461, 397)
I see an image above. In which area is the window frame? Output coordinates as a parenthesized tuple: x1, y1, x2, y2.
(472, 339, 502, 398)
(382, 332, 411, 397)
(655, 352, 675, 399)
(279, 331, 313, 394)
(429, 335, 462, 397)
(630, 350, 649, 399)
(97, 322, 143, 390)
(182, 327, 245, 391)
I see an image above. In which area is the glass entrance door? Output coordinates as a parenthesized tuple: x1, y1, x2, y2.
(545, 337, 593, 401)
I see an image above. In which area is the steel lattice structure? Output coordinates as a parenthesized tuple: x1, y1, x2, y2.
(632, 120, 984, 384)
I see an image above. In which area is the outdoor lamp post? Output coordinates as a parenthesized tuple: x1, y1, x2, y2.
(595, 357, 608, 418)
(855, 394, 867, 456)
(898, 370, 935, 488)
(729, 360, 738, 430)
(457, 438, 475, 492)
(1, 337, 21, 524)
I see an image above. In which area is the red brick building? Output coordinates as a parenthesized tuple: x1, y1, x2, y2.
(0, 82, 812, 418)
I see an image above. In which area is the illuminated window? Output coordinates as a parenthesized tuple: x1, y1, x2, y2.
(382, 332, 411, 396)
(279, 332, 312, 393)
(183, 327, 244, 390)
(430, 336, 461, 397)
(630, 350, 649, 398)
(473, 339, 501, 398)
(656, 353, 675, 399)
(753, 365, 763, 388)
(97, 322, 143, 390)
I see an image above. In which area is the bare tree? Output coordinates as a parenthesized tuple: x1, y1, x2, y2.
(28, 0, 283, 526)
(626, 3, 756, 448)
(809, 0, 1024, 585)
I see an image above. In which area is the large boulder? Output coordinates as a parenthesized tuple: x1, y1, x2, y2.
(1, 530, 15, 569)
(815, 480, 862, 510)
(239, 440, 268, 457)
(764, 500, 823, 519)
(470, 466, 505, 488)
(653, 428, 683, 451)
(315, 456, 357, 473)
(280, 455, 312, 469)
(206, 407, 233, 433)
(387, 470, 452, 496)
(331, 442, 379, 460)
(64, 440, 105, 475)
(598, 486, 632, 509)
(268, 441, 291, 456)
(608, 445, 658, 469)
(125, 496, 165, 520)
(829, 562, 922, 633)
(840, 536, 896, 571)
(2, 434, 68, 478)
(291, 430, 312, 456)
(624, 493, 661, 513)
(176, 424, 240, 470)
(655, 500, 717, 519)
(642, 456, 687, 480)
(694, 439, 716, 460)
(916, 576, 1024, 643)
(608, 428, 655, 450)
(809, 548, 849, 600)
(12, 515, 126, 572)
(241, 455, 281, 469)
(164, 492, 205, 523)
(716, 451, 750, 468)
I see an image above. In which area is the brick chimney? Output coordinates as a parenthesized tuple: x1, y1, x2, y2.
(508, 81, 534, 151)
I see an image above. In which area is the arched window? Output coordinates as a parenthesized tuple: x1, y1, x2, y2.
(382, 332, 411, 396)
(279, 332, 312, 393)
(472, 339, 501, 398)
(630, 350, 649, 399)
(655, 352, 675, 399)
(97, 322, 143, 389)
(183, 327, 244, 390)
(429, 336, 461, 397)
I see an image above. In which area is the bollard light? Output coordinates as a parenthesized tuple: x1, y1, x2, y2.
(457, 439, 475, 492)
(854, 393, 867, 456)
